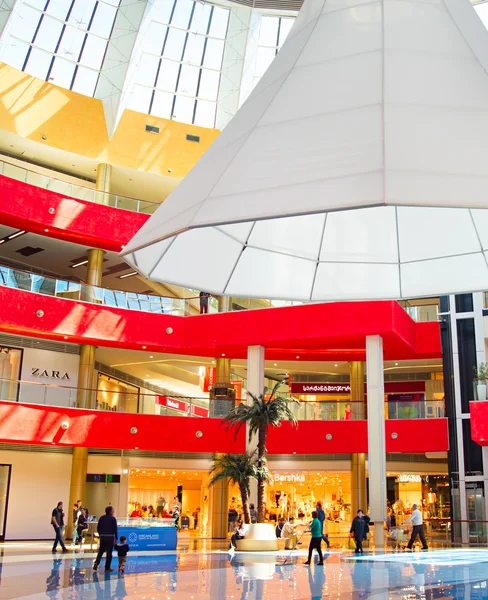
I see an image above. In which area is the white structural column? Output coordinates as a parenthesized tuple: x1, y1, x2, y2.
(247, 345, 265, 507)
(366, 335, 386, 549)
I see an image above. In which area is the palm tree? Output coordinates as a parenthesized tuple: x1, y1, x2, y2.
(224, 380, 298, 523)
(209, 452, 261, 524)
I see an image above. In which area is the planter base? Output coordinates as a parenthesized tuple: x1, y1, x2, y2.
(235, 523, 279, 552)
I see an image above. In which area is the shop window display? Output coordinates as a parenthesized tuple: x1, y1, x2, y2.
(0, 346, 22, 402)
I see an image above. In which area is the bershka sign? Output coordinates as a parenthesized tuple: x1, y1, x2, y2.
(273, 473, 306, 483)
(291, 383, 351, 394)
(31, 368, 70, 380)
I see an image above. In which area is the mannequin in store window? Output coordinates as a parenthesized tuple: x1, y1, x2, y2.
(275, 490, 282, 508)
(279, 493, 287, 517)
(428, 489, 437, 517)
(344, 404, 352, 421)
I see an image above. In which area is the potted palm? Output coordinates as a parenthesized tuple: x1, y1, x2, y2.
(473, 363, 488, 401)
(223, 380, 298, 550)
(208, 452, 259, 525)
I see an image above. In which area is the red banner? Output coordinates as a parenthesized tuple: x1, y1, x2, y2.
(291, 381, 426, 395)
(230, 380, 243, 400)
(192, 405, 209, 418)
(156, 396, 189, 414)
(199, 366, 216, 392)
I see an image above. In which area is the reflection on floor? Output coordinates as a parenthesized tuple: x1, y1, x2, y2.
(0, 541, 488, 599)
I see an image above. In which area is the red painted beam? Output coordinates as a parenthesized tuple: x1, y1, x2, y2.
(0, 287, 442, 360)
(0, 175, 148, 252)
(0, 401, 245, 454)
(385, 419, 449, 453)
(267, 419, 449, 454)
(0, 401, 449, 454)
(470, 401, 488, 445)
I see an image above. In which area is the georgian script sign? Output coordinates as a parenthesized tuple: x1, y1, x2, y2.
(291, 383, 351, 394)
(31, 368, 70, 380)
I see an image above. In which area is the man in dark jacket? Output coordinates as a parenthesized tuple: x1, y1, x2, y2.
(93, 506, 118, 572)
(350, 510, 366, 554)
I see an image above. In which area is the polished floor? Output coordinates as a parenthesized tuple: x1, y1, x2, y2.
(0, 540, 488, 599)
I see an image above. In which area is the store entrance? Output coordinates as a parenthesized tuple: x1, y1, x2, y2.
(267, 470, 352, 535)
(128, 468, 205, 532)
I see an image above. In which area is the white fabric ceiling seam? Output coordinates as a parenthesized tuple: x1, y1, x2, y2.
(146, 236, 178, 280)
(309, 213, 328, 301)
(222, 222, 256, 295)
(189, 0, 329, 229)
(468, 209, 488, 273)
(394, 207, 403, 299)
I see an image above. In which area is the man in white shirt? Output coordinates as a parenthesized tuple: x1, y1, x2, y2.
(405, 503, 428, 550)
(281, 517, 298, 550)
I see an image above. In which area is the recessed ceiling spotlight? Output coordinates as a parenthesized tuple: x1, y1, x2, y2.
(395, 362, 399, 366)
(142, 346, 147, 349)
(44, 228, 49, 232)
(150, 355, 153, 359)
(334, 364, 338, 367)
(296, 355, 300, 359)
(274, 363, 277, 366)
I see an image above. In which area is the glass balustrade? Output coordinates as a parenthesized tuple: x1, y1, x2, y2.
(0, 263, 442, 320)
(0, 378, 445, 421)
(0, 159, 159, 215)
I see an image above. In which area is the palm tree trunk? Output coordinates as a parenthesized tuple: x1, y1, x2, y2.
(240, 485, 251, 524)
(257, 423, 267, 523)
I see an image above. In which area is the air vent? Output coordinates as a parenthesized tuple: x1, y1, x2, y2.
(186, 134, 200, 143)
(145, 125, 160, 134)
(16, 246, 44, 257)
(0, 332, 80, 354)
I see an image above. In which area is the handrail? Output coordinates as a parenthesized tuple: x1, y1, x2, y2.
(0, 378, 445, 420)
(0, 158, 160, 215)
(0, 264, 203, 316)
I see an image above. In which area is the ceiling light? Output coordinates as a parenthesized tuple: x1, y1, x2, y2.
(150, 355, 153, 359)
(7, 230, 26, 240)
(63, 336, 68, 340)
(71, 260, 88, 268)
(142, 346, 147, 349)
(44, 229, 49, 232)
(296, 355, 300, 359)
(221, 353, 225, 357)
(274, 363, 277, 366)
(334, 364, 338, 367)
(119, 271, 138, 279)
(395, 362, 399, 366)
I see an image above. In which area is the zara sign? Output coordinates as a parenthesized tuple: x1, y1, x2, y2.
(30, 368, 70, 380)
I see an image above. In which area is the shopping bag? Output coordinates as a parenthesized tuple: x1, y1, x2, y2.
(347, 534, 356, 550)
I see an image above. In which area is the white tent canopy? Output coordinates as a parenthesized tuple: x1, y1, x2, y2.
(122, 0, 488, 301)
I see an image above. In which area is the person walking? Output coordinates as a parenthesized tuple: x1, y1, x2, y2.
(93, 506, 118, 572)
(350, 510, 366, 554)
(114, 535, 130, 574)
(51, 501, 68, 553)
(304, 510, 324, 566)
(405, 503, 428, 551)
(316, 502, 330, 549)
(71, 501, 82, 546)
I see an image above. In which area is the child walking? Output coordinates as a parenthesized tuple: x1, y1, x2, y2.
(115, 536, 130, 574)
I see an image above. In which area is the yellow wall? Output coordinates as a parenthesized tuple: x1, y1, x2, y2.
(0, 62, 219, 180)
